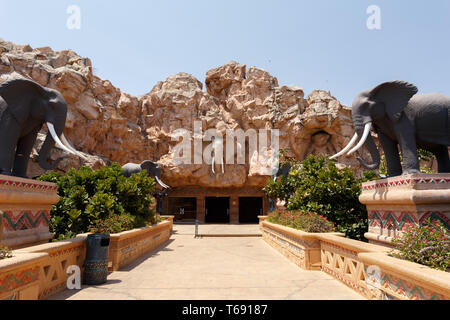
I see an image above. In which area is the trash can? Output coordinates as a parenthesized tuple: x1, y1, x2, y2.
(84, 233, 110, 285)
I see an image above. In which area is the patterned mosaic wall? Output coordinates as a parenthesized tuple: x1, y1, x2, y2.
(260, 220, 449, 300)
(2, 211, 50, 232)
(261, 223, 321, 270)
(0, 266, 40, 297)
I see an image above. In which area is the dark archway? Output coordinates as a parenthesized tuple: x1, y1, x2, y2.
(239, 197, 262, 224)
(205, 197, 230, 223)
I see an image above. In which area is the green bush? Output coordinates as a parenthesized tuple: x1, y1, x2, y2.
(267, 210, 335, 233)
(265, 155, 374, 240)
(38, 163, 156, 240)
(89, 213, 135, 234)
(379, 149, 436, 176)
(391, 219, 449, 272)
(0, 246, 12, 260)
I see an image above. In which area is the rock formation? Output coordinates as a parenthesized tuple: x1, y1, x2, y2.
(0, 39, 370, 187)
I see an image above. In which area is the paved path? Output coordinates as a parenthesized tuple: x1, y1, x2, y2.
(196, 223, 261, 236)
(50, 225, 364, 300)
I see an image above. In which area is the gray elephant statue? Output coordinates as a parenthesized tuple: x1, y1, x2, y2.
(122, 160, 170, 189)
(273, 163, 292, 181)
(331, 81, 450, 177)
(0, 78, 86, 178)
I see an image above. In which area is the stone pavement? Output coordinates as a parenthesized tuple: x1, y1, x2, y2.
(50, 225, 364, 300)
(195, 223, 262, 237)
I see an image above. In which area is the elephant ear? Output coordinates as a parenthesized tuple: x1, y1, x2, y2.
(0, 78, 49, 124)
(369, 81, 418, 122)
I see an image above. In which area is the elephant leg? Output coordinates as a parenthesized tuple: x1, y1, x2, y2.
(12, 127, 39, 178)
(0, 112, 20, 176)
(378, 132, 402, 177)
(396, 126, 420, 174)
(432, 145, 450, 173)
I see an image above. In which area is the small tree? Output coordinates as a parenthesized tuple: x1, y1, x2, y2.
(265, 155, 372, 240)
(38, 163, 156, 240)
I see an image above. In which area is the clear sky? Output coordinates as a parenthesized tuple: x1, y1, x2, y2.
(1, 0, 449, 106)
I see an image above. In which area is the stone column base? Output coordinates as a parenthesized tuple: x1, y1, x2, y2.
(360, 173, 450, 247)
(0, 175, 59, 249)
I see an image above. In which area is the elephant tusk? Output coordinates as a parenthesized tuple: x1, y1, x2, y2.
(47, 123, 79, 157)
(155, 176, 170, 189)
(347, 123, 372, 156)
(221, 157, 224, 174)
(61, 134, 89, 161)
(330, 133, 359, 159)
(211, 156, 216, 174)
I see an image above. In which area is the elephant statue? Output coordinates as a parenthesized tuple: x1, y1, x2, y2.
(273, 163, 292, 181)
(0, 78, 86, 178)
(122, 160, 170, 189)
(331, 81, 450, 177)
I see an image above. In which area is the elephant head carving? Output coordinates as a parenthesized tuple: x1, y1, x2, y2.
(0, 78, 86, 177)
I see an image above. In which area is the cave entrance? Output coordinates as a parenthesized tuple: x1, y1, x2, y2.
(239, 197, 263, 224)
(168, 197, 197, 222)
(205, 197, 230, 223)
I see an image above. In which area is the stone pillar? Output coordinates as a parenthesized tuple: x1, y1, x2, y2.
(359, 173, 450, 248)
(0, 175, 59, 249)
(197, 196, 205, 223)
(230, 196, 239, 224)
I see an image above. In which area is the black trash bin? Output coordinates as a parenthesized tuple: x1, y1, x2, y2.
(84, 233, 110, 285)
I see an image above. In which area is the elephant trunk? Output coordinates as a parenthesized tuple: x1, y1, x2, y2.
(355, 125, 381, 170)
(37, 117, 65, 170)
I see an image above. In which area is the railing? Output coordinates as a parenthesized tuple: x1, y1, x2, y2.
(1, 216, 175, 300)
(16, 236, 87, 300)
(260, 218, 450, 300)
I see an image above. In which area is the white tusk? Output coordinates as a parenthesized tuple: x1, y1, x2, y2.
(163, 182, 171, 189)
(347, 123, 372, 156)
(330, 133, 359, 160)
(61, 134, 89, 161)
(155, 176, 170, 189)
(221, 158, 224, 174)
(211, 156, 215, 174)
(47, 123, 78, 157)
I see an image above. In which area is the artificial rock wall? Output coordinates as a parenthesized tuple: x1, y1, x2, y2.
(0, 39, 369, 188)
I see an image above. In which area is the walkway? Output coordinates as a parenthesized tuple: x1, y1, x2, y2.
(50, 225, 364, 300)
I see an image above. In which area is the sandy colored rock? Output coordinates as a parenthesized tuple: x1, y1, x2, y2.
(0, 39, 382, 186)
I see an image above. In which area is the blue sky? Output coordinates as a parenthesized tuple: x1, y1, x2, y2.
(1, 0, 449, 106)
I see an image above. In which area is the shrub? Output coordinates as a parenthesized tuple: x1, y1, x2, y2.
(89, 213, 135, 234)
(391, 219, 449, 272)
(379, 149, 436, 176)
(265, 155, 374, 240)
(0, 246, 12, 260)
(38, 163, 156, 240)
(267, 210, 335, 233)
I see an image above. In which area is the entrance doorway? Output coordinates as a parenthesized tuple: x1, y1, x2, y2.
(239, 197, 263, 224)
(205, 197, 230, 223)
(168, 197, 197, 222)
